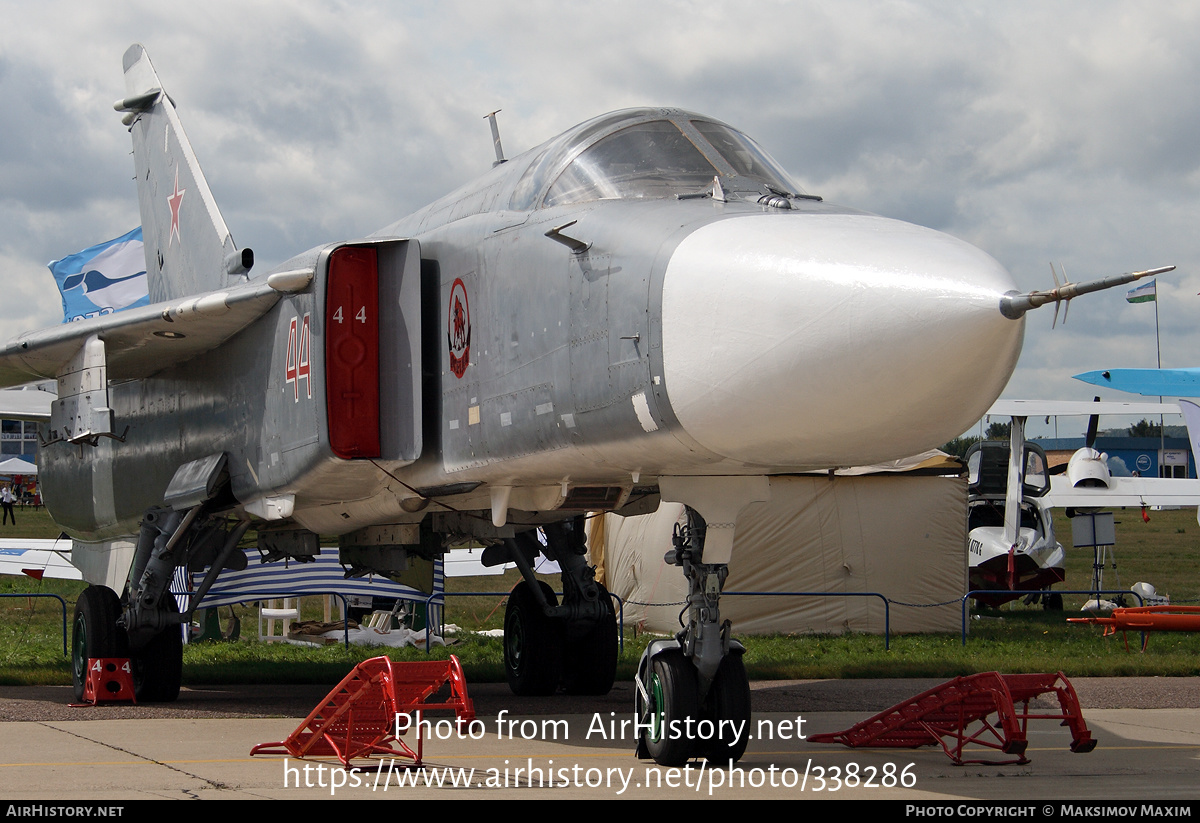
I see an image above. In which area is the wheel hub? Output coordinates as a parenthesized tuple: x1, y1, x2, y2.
(649, 673, 665, 743)
(507, 613, 524, 667)
(72, 614, 87, 684)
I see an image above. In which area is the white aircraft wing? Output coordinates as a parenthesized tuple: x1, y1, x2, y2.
(988, 399, 1183, 417)
(0, 389, 54, 421)
(1044, 475, 1200, 508)
(0, 271, 310, 388)
(443, 548, 509, 577)
(0, 539, 81, 581)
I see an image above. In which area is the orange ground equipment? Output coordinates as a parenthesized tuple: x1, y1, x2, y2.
(1069, 605, 1200, 652)
(75, 658, 136, 706)
(810, 671, 1095, 765)
(250, 655, 475, 768)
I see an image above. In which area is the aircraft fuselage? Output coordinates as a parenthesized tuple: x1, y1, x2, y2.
(39, 108, 1025, 542)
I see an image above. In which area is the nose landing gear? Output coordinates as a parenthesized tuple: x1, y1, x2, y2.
(636, 506, 752, 766)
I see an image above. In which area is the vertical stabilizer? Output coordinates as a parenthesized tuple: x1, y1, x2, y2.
(115, 44, 252, 302)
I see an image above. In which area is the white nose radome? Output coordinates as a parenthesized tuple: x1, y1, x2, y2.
(660, 213, 1023, 468)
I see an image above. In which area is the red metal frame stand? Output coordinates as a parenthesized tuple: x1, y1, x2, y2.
(250, 655, 475, 768)
(810, 671, 1094, 765)
(1070, 605, 1200, 652)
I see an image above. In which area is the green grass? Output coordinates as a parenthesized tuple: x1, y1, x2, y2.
(2, 507, 1199, 688)
(0, 507, 72, 539)
(0, 576, 80, 684)
(1058, 508, 1200, 605)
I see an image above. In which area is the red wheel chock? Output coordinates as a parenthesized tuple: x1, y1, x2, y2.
(810, 671, 1095, 765)
(73, 658, 136, 706)
(250, 655, 475, 768)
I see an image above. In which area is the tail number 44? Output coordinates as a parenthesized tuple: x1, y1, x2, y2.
(285, 313, 311, 401)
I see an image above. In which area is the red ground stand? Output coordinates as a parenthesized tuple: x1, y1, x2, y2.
(250, 655, 475, 768)
(73, 658, 136, 706)
(810, 671, 1095, 765)
(1070, 605, 1200, 651)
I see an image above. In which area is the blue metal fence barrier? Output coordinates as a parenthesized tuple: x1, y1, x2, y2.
(0, 592, 69, 656)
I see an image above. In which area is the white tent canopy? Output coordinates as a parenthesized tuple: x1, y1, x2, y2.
(589, 474, 966, 636)
(0, 457, 36, 476)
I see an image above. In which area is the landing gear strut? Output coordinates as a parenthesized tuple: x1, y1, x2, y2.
(495, 516, 619, 696)
(130, 593, 183, 702)
(636, 507, 751, 765)
(107, 498, 250, 703)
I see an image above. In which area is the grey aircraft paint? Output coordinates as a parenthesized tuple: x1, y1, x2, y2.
(0, 46, 1157, 764)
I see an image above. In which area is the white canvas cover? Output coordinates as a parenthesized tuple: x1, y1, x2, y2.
(0, 457, 37, 475)
(590, 474, 965, 635)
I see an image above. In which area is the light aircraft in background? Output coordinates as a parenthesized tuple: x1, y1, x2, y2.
(0, 539, 80, 582)
(0, 44, 1170, 766)
(964, 432, 1064, 608)
(972, 399, 1200, 608)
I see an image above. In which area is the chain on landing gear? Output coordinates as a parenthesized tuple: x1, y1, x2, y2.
(635, 507, 751, 765)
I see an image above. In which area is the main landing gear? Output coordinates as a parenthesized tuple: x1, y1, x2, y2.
(491, 516, 619, 696)
(71, 582, 185, 703)
(71, 500, 251, 704)
(72, 585, 126, 701)
(635, 507, 751, 766)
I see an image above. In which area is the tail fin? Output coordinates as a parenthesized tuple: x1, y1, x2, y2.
(115, 44, 252, 302)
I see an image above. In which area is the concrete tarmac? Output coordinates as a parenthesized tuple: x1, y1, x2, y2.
(1, 678, 1198, 800)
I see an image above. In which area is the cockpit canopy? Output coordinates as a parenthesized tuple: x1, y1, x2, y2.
(510, 108, 805, 210)
(965, 441, 1052, 500)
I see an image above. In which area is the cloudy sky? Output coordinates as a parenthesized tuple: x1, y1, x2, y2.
(2, 1, 1198, 438)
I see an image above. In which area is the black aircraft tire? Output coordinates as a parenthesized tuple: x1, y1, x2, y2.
(504, 581, 563, 696)
(562, 583, 618, 696)
(704, 652, 751, 765)
(1043, 592, 1064, 612)
(132, 596, 183, 703)
(641, 649, 700, 767)
(72, 586, 128, 702)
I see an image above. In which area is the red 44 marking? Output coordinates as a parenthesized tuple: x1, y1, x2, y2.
(285, 313, 311, 401)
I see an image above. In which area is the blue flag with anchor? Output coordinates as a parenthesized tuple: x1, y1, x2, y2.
(47, 227, 149, 323)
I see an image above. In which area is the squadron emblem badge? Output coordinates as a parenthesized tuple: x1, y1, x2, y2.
(448, 278, 471, 378)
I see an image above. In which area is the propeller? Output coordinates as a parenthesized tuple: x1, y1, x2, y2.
(1050, 396, 1102, 475)
(1084, 396, 1101, 449)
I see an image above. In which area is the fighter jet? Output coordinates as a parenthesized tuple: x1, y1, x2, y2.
(0, 45, 1166, 766)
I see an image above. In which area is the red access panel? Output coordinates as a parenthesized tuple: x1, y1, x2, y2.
(326, 246, 381, 458)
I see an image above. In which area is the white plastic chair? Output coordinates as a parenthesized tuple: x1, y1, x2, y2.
(259, 598, 301, 641)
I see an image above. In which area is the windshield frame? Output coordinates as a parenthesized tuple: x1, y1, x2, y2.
(543, 120, 724, 207)
(508, 108, 804, 210)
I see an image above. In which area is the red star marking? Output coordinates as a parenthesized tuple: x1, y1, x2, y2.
(167, 167, 186, 245)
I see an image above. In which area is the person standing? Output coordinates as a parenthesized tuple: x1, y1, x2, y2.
(1, 484, 15, 526)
